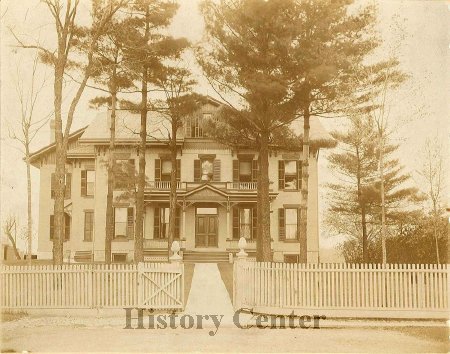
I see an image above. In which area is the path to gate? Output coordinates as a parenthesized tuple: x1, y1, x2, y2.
(184, 263, 235, 326)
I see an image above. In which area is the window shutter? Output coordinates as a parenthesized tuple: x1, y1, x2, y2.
(232, 160, 239, 182)
(127, 207, 134, 238)
(297, 161, 302, 191)
(252, 207, 257, 240)
(64, 213, 70, 241)
(153, 207, 160, 239)
(176, 159, 181, 181)
(252, 160, 258, 183)
(51, 173, 56, 199)
(81, 170, 87, 196)
(113, 208, 116, 238)
(194, 160, 201, 182)
(50, 215, 54, 240)
(84, 211, 93, 242)
(213, 159, 221, 181)
(297, 207, 301, 240)
(278, 208, 285, 241)
(175, 207, 181, 239)
(232, 207, 239, 239)
(155, 159, 161, 181)
(65, 173, 72, 199)
(278, 160, 285, 190)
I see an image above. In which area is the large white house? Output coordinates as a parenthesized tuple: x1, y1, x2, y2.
(30, 99, 334, 263)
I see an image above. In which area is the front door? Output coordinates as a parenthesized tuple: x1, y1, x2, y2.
(195, 215, 218, 247)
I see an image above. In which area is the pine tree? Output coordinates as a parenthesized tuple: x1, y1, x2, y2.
(89, 18, 137, 263)
(327, 116, 423, 263)
(121, 0, 188, 262)
(198, 0, 380, 261)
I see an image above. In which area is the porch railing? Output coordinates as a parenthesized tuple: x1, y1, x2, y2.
(146, 181, 183, 190)
(227, 238, 257, 250)
(146, 180, 273, 191)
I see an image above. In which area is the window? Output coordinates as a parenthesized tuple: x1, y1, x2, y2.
(155, 159, 180, 182)
(114, 159, 135, 189)
(233, 159, 257, 183)
(284, 254, 299, 263)
(114, 207, 134, 238)
(278, 160, 301, 190)
(197, 207, 218, 215)
(81, 170, 95, 196)
(278, 207, 299, 241)
(49, 213, 70, 241)
(112, 253, 127, 263)
(194, 157, 220, 182)
(51, 173, 72, 199)
(185, 113, 212, 138)
(153, 206, 181, 239)
(233, 206, 257, 240)
(285, 209, 298, 240)
(84, 211, 94, 241)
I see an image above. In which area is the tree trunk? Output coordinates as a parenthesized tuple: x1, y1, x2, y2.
(105, 83, 117, 264)
(52, 63, 66, 265)
(134, 66, 148, 263)
(433, 214, 440, 265)
(25, 144, 33, 264)
(356, 147, 368, 263)
(379, 136, 387, 265)
(256, 130, 272, 261)
(134, 7, 151, 264)
(299, 105, 310, 263)
(167, 123, 178, 260)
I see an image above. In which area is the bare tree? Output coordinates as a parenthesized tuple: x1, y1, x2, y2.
(8, 53, 49, 264)
(419, 137, 446, 264)
(3, 215, 21, 260)
(11, 0, 129, 264)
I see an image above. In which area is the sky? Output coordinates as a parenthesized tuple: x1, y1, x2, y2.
(0, 0, 449, 252)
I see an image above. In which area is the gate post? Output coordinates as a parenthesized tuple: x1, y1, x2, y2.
(233, 237, 249, 311)
(169, 241, 182, 264)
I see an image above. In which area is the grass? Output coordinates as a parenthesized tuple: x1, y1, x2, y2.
(183, 263, 195, 301)
(217, 262, 233, 300)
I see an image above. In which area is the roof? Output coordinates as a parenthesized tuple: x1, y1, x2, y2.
(79, 110, 185, 144)
(29, 127, 87, 164)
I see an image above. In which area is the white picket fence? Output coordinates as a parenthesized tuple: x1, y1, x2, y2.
(234, 261, 449, 319)
(0, 263, 184, 310)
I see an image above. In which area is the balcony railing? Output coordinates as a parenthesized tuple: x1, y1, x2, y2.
(146, 181, 183, 190)
(146, 181, 273, 191)
(228, 182, 258, 190)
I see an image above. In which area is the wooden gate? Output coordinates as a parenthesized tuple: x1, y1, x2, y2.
(137, 262, 184, 310)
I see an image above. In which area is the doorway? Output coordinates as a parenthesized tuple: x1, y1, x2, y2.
(195, 207, 218, 247)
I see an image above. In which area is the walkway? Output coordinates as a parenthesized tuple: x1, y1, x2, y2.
(184, 263, 235, 326)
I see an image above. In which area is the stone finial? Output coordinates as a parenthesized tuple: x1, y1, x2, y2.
(169, 240, 182, 263)
(236, 236, 248, 258)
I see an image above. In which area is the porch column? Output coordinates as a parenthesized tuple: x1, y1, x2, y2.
(226, 202, 231, 239)
(182, 203, 186, 240)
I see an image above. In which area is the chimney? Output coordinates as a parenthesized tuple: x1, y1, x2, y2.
(50, 119, 55, 143)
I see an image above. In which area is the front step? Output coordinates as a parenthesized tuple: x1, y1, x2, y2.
(183, 251, 230, 263)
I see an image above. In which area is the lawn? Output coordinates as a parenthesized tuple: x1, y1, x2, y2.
(217, 262, 233, 300)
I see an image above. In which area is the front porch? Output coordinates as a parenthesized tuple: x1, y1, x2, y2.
(143, 183, 276, 260)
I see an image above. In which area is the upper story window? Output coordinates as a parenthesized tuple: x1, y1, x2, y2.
(194, 155, 221, 182)
(81, 170, 95, 196)
(51, 173, 72, 199)
(278, 160, 301, 190)
(185, 113, 213, 138)
(233, 159, 257, 183)
(154, 159, 181, 182)
(114, 159, 135, 189)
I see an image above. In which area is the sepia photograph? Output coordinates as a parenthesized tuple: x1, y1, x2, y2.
(0, 0, 448, 352)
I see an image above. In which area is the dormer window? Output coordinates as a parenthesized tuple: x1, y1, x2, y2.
(185, 113, 213, 138)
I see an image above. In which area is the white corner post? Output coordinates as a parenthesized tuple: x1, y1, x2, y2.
(233, 236, 248, 311)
